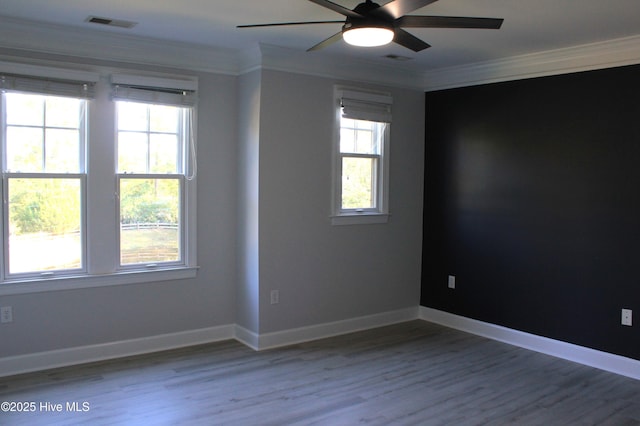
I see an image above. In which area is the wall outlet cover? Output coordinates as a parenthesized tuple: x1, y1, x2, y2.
(448, 275, 456, 289)
(270, 290, 279, 305)
(1, 306, 13, 324)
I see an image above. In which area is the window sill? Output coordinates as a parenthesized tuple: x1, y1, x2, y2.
(0, 266, 199, 296)
(331, 213, 389, 226)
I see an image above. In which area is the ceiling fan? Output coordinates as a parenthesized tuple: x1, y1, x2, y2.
(237, 0, 503, 52)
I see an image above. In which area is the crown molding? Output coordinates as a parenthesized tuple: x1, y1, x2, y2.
(3, 15, 640, 91)
(0, 16, 425, 89)
(0, 15, 241, 75)
(423, 34, 640, 91)
(240, 44, 426, 89)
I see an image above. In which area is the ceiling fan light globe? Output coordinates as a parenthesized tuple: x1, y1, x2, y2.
(343, 27, 394, 47)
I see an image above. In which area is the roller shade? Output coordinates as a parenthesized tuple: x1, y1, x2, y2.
(111, 74, 197, 107)
(0, 61, 99, 99)
(340, 89, 392, 123)
(0, 73, 96, 99)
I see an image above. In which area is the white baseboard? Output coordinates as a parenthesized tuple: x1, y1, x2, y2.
(234, 325, 260, 351)
(4, 307, 636, 381)
(419, 306, 640, 381)
(0, 324, 235, 378)
(236, 307, 420, 351)
(0, 308, 419, 378)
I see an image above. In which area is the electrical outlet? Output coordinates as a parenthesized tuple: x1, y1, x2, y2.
(270, 290, 279, 305)
(1, 306, 13, 324)
(448, 275, 456, 289)
(621, 308, 632, 326)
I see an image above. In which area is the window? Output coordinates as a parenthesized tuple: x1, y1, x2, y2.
(339, 118, 385, 210)
(2, 93, 86, 276)
(116, 101, 186, 267)
(1, 74, 91, 279)
(0, 66, 197, 292)
(333, 88, 391, 225)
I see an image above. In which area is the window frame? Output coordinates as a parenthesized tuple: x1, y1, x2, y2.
(0, 63, 198, 296)
(2, 172, 88, 279)
(332, 87, 391, 226)
(115, 100, 190, 270)
(116, 174, 186, 270)
(1, 88, 90, 280)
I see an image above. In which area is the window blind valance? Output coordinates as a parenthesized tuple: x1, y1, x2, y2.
(110, 74, 197, 107)
(340, 89, 392, 123)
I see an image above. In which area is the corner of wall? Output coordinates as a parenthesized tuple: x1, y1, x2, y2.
(419, 306, 640, 381)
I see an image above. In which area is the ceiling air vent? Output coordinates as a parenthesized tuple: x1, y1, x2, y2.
(384, 54, 412, 62)
(86, 16, 137, 29)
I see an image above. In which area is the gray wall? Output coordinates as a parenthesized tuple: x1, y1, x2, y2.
(0, 51, 425, 359)
(237, 69, 262, 334)
(0, 63, 239, 358)
(257, 70, 425, 333)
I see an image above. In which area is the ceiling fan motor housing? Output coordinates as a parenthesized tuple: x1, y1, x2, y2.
(343, 0, 394, 33)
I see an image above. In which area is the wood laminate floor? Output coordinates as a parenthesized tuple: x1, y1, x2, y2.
(1, 320, 639, 425)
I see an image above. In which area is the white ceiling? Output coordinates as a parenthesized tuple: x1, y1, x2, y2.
(1, 0, 640, 76)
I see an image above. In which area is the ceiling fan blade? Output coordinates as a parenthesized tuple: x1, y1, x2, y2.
(375, 0, 439, 20)
(307, 31, 344, 52)
(397, 15, 503, 29)
(237, 21, 344, 28)
(307, 0, 364, 19)
(393, 28, 431, 52)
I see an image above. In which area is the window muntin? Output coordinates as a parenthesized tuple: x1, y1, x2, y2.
(116, 101, 188, 268)
(4, 93, 83, 173)
(117, 102, 182, 175)
(2, 92, 86, 277)
(340, 118, 380, 155)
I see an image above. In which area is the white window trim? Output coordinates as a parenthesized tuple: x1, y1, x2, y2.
(0, 267, 198, 296)
(0, 61, 199, 295)
(331, 86, 391, 226)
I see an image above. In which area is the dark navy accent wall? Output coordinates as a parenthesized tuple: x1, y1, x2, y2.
(422, 64, 640, 360)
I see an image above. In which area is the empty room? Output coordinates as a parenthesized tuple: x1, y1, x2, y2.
(0, 0, 639, 424)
